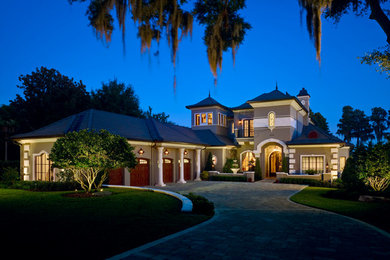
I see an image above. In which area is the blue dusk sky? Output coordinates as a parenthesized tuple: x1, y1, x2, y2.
(0, 0, 389, 134)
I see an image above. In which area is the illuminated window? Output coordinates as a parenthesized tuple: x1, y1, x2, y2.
(223, 115, 226, 126)
(195, 114, 200, 126)
(268, 112, 275, 128)
(301, 156, 324, 173)
(35, 152, 53, 181)
(208, 113, 213, 125)
(340, 156, 346, 172)
(243, 119, 254, 137)
(201, 113, 206, 124)
(231, 122, 235, 134)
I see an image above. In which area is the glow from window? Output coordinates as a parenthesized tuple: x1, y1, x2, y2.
(208, 113, 213, 125)
(268, 112, 275, 128)
(201, 114, 206, 124)
(195, 114, 200, 126)
(302, 156, 324, 173)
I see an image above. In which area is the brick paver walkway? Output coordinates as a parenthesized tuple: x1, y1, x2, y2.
(115, 181, 390, 259)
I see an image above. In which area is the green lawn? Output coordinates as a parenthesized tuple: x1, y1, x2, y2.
(0, 188, 210, 259)
(291, 187, 390, 234)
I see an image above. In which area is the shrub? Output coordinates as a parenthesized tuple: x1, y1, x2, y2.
(204, 152, 213, 171)
(200, 171, 209, 180)
(184, 193, 214, 216)
(209, 175, 247, 182)
(0, 181, 80, 191)
(222, 159, 234, 173)
(279, 178, 332, 187)
(305, 169, 318, 175)
(0, 167, 20, 183)
(282, 156, 289, 173)
(254, 158, 262, 181)
(341, 157, 365, 191)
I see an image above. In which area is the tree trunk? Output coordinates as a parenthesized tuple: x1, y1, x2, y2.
(368, 0, 390, 44)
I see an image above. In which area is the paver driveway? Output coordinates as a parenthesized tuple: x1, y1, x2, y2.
(114, 181, 390, 259)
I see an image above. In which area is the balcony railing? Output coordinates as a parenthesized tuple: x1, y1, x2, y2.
(235, 129, 254, 138)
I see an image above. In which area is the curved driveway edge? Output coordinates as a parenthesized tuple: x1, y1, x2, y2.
(109, 181, 390, 259)
(102, 184, 193, 212)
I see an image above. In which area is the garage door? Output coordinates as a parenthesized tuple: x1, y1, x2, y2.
(130, 158, 150, 186)
(163, 158, 173, 183)
(179, 158, 191, 181)
(109, 168, 124, 185)
(184, 158, 191, 180)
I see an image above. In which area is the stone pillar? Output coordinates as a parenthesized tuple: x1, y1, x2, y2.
(195, 149, 201, 181)
(156, 147, 165, 186)
(178, 148, 186, 183)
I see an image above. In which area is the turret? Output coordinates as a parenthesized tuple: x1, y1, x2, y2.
(297, 88, 310, 114)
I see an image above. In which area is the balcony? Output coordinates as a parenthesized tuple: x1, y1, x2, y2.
(235, 129, 254, 139)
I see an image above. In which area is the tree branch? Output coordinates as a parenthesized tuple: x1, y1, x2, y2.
(368, 0, 390, 44)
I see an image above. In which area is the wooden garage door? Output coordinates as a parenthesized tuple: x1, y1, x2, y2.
(130, 158, 150, 186)
(163, 158, 173, 183)
(109, 168, 124, 185)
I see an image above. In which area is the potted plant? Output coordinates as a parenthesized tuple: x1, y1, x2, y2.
(231, 159, 240, 174)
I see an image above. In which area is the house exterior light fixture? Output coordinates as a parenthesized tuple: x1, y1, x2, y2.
(164, 149, 169, 155)
(184, 150, 188, 155)
(138, 148, 144, 155)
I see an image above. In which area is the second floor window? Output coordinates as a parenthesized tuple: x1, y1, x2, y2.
(201, 114, 207, 124)
(243, 119, 254, 137)
(208, 113, 213, 125)
(195, 114, 200, 126)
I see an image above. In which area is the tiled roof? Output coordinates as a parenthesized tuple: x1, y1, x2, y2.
(248, 89, 308, 112)
(186, 96, 231, 111)
(248, 89, 293, 102)
(287, 123, 345, 145)
(12, 109, 236, 147)
(230, 102, 253, 110)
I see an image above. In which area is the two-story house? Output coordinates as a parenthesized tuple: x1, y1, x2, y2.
(12, 87, 349, 186)
(187, 87, 350, 179)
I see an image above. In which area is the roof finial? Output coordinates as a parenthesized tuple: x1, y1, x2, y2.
(276, 81, 278, 90)
(209, 90, 210, 97)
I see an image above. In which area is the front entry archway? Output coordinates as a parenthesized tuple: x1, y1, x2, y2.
(268, 151, 282, 178)
(264, 144, 283, 178)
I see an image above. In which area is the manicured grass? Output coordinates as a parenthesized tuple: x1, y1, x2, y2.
(291, 187, 390, 233)
(0, 188, 210, 259)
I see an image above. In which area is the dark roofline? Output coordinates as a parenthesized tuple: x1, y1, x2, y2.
(248, 97, 308, 113)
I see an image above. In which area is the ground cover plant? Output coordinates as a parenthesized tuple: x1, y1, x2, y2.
(0, 188, 211, 259)
(291, 187, 390, 233)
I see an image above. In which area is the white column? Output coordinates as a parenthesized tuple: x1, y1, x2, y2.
(195, 149, 201, 181)
(156, 147, 165, 186)
(178, 148, 186, 183)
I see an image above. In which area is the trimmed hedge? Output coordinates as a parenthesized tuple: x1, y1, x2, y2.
(209, 175, 247, 182)
(184, 193, 214, 216)
(278, 178, 332, 187)
(0, 181, 80, 191)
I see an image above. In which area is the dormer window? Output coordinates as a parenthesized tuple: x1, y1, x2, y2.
(268, 112, 275, 129)
(194, 112, 214, 126)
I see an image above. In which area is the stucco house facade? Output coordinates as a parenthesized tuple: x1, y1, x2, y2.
(12, 87, 349, 186)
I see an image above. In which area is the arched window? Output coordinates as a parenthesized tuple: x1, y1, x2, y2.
(268, 112, 275, 129)
(34, 152, 53, 181)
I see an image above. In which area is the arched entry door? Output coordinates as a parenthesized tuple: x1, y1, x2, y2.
(268, 151, 282, 178)
(163, 158, 173, 183)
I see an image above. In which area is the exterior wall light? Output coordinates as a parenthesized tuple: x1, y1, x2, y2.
(138, 148, 144, 155)
(164, 149, 169, 155)
(184, 150, 188, 155)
